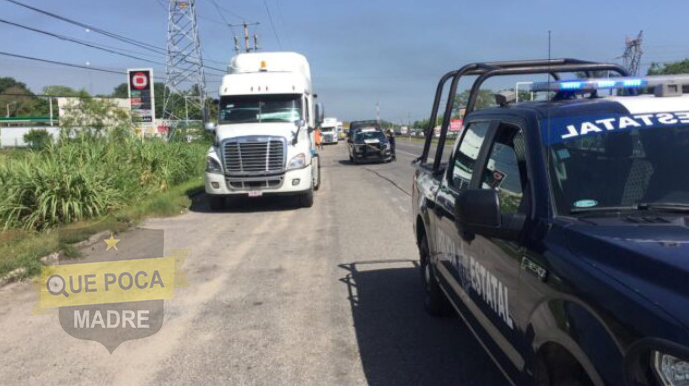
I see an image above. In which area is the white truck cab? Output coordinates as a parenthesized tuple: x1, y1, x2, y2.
(321, 117, 339, 144)
(205, 52, 323, 210)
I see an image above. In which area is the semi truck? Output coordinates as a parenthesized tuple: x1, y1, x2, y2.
(204, 52, 323, 210)
(337, 121, 345, 140)
(320, 117, 339, 144)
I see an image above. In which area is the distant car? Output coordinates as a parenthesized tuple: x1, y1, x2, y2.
(347, 123, 392, 164)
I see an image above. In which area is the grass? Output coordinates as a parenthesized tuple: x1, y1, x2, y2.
(0, 177, 204, 279)
(0, 135, 207, 230)
(0, 126, 208, 281)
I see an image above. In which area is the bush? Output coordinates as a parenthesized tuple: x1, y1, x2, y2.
(0, 133, 207, 230)
(23, 129, 52, 150)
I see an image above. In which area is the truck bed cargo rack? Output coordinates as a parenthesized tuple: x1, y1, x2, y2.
(419, 58, 630, 170)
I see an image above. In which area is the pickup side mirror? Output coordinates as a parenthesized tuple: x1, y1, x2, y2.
(454, 189, 524, 241)
(314, 102, 324, 125)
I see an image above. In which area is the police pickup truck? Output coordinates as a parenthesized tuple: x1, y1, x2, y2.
(347, 121, 393, 164)
(412, 59, 689, 386)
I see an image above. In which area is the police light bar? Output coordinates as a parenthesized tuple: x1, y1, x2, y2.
(530, 75, 689, 92)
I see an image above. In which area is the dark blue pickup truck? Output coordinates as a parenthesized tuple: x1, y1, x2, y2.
(412, 59, 689, 386)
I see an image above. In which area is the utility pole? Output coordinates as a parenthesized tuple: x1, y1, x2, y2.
(163, 0, 208, 125)
(621, 30, 643, 76)
(243, 22, 250, 53)
(230, 22, 260, 52)
(376, 102, 380, 124)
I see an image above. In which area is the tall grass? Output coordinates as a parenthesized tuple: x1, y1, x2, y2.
(0, 133, 207, 230)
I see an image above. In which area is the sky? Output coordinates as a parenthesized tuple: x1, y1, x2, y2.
(1, 0, 689, 123)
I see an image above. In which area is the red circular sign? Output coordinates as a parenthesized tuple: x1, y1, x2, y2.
(131, 72, 149, 90)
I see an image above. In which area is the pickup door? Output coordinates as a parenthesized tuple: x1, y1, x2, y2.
(429, 118, 532, 380)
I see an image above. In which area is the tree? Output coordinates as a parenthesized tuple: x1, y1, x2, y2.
(454, 89, 496, 112)
(0, 85, 38, 117)
(111, 83, 129, 98)
(0, 77, 28, 95)
(59, 93, 134, 138)
(43, 85, 80, 97)
(647, 59, 689, 75)
(24, 129, 52, 149)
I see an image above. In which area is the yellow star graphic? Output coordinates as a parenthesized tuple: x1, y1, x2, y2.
(104, 234, 120, 251)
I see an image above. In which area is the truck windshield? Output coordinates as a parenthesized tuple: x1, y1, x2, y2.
(219, 94, 303, 124)
(546, 124, 689, 215)
(355, 130, 386, 142)
(321, 127, 335, 133)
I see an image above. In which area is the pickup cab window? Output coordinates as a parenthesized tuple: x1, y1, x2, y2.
(449, 122, 490, 190)
(482, 127, 526, 215)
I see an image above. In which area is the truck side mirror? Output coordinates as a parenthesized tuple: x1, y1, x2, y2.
(454, 189, 524, 241)
(205, 122, 216, 132)
(315, 103, 324, 125)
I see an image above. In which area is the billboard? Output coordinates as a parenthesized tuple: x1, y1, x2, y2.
(127, 69, 155, 136)
(450, 118, 463, 132)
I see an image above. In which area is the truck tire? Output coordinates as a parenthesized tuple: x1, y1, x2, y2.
(208, 195, 225, 211)
(420, 234, 453, 317)
(314, 156, 321, 191)
(299, 187, 314, 208)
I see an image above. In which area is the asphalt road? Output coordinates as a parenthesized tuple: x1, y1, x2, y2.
(0, 141, 508, 386)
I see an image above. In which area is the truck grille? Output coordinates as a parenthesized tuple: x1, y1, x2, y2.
(222, 137, 286, 175)
(226, 176, 284, 190)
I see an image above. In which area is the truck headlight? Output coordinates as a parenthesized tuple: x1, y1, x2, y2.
(287, 153, 306, 170)
(206, 157, 222, 173)
(654, 352, 689, 386)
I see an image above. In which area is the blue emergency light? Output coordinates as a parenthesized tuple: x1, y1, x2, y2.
(530, 77, 650, 92)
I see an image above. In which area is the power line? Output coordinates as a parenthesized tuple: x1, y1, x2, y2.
(0, 17, 228, 74)
(3, 0, 229, 70)
(201, 0, 252, 22)
(273, 0, 290, 47)
(209, 0, 236, 38)
(0, 51, 126, 75)
(262, 0, 282, 49)
(0, 93, 127, 99)
(0, 18, 167, 66)
(3, 0, 163, 53)
(0, 51, 179, 84)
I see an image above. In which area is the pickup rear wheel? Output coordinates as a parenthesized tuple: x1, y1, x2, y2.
(420, 234, 453, 317)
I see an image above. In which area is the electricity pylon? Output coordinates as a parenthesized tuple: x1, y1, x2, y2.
(621, 30, 643, 76)
(163, 0, 207, 124)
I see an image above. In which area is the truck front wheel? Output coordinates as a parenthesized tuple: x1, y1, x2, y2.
(313, 157, 321, 191)
(299, 187, 314, 208)
(208, 195, 225, 211)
